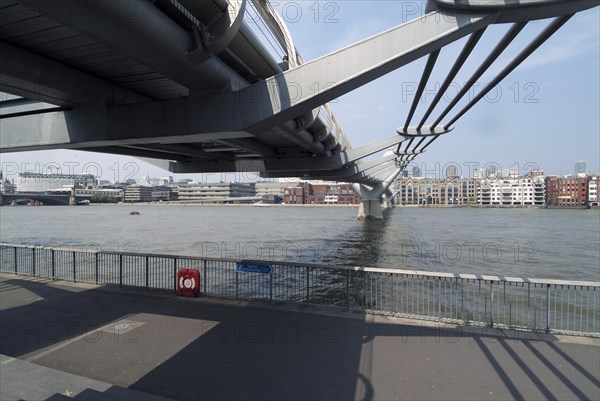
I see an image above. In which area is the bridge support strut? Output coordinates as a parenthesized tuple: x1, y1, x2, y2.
(353, 167, 402, 220)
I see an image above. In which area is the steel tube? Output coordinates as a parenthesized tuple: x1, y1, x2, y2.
(445, 15, 573, 129)
(417, 28, 487, 130)
(18, 0, 249, 93)
(431, 21, 527, 129)
(404, 50, 440, 133)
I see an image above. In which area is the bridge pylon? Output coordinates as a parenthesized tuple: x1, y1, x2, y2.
(353, 167, 403, 220)
(69, 188, 76, 206)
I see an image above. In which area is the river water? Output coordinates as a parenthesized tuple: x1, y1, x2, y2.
(1, 205, 598, 282)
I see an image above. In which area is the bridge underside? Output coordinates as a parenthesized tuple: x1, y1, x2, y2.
(1, 0, 597, 218)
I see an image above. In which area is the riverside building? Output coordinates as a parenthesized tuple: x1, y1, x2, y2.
(545, 176, 588, 208)
(588, 175, 598, 208)
(283, 182, 359, 205)
(478, 172, 545, 206)
(398, 177, 478, 206)
(396, 170, 545, 207)
(255, 181, 298, 198)
(124, 186, 171, 203)
(177, 182, 256, 203)
(15, 172, 96, 192)
(0, 171, 14, 194)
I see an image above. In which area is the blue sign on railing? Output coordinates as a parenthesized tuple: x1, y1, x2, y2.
(236, 263, 272, 274)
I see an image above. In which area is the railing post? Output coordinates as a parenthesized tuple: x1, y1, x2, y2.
(438, 278, 442, 320)
(51, 249, 55, 280)
(484, 293, 487, 326)
(203, 260, 207, 294)
(269, 267, 273, 301)
(72, 251, 76, 282)
(14, 246, 17, 274)
(235, 270, 239, 299)
(145, 256, 149, 290)
(306, 266, 310, 304)
(119, 254, 123, 288)
(460, 281, 464, 323)
(32, 248, 36, 276)
(346, 270, 350, 310)
(545, 284, 551, 334)
(173, 257, 177, 291)
(489, 281, 494, 328)
(95, 253, 99, 284)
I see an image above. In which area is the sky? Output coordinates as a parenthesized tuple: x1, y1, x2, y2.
(1, 1, 598, 183)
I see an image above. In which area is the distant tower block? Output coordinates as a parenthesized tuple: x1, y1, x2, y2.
(575, 161, 587, 177)
(446, 165, 458, 178)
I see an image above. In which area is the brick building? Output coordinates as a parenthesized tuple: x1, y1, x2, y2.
(284, 184, 308, 205)
(545, 176, 588, 207)
(283, 182, 359, 205)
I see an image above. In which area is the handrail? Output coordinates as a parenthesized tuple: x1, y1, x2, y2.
(2, 242, 597, 288)
(3, 242, 598, 336)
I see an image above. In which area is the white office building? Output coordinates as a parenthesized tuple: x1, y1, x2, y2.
(478, 173, 545, 206)
(16, 173, 96, 192)
(255, 181, 299, 197)
(588, 175, 598, 207)
(177, 182, 256, 202)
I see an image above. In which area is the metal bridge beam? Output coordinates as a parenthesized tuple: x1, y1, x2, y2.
(430, 0, 598, 23)
(0, 100, 252, 152)
(261, 134, 421, 172)
(239, 11, 497, 134)
(263, 158, 401, 186)
(1, 9, 496, 153)
(0, 41, 149, 107)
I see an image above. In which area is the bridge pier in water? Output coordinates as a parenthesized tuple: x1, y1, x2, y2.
(357, 200, 384, 220)
(69, 187, 76, 206)
(353, 167, 402, 220)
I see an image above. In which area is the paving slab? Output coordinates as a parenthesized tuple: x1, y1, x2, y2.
(0, 354, 174, 401)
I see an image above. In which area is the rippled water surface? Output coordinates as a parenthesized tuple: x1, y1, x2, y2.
(1, 205, 598, 281)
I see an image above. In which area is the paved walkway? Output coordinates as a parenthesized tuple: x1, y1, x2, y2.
(1, 273, 599, 401)
(0, 354, 174, 401)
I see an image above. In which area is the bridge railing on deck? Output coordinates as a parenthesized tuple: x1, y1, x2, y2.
(1, 243, 598, 337)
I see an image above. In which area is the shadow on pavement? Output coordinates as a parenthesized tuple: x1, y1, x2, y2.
(1, 275, 599, 401)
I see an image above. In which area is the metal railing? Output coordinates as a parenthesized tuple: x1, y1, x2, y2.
(1, 243, 598, 337)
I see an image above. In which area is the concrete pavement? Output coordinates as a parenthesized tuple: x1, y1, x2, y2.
(1, 273, 599, 401)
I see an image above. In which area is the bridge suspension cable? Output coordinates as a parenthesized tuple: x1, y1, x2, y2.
(390, 11, 580, 181)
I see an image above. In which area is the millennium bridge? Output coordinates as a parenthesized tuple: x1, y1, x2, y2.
(0, 0, 598, 218)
